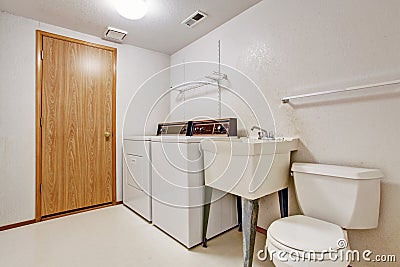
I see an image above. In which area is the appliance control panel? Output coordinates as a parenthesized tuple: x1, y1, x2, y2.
(191, 118, 237, 136)
(157, 122, 189, 136)
(157, 118, 237, 137)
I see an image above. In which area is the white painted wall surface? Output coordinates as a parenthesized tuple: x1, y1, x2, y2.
(171, 0, 400, 264)
(0, 11, 170, 227)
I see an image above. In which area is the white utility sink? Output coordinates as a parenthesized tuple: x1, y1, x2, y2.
(201, 137, 299, 200)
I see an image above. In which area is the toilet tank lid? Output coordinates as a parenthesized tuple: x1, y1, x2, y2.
(291, 163, 383, 180)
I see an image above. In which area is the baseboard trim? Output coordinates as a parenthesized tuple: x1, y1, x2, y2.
(1, 202, 123, 232)
(41, 202, 114, 221)
(256, 226, 267, 235)
(0, 219, 36, 232)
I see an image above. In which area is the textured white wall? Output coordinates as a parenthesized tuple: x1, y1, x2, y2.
(0, 11, 36, 227)
(171, 0, 400, 265)
(0, 11, 170, 226)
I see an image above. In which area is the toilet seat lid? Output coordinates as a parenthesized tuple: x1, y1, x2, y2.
(267, 215, 346, 253)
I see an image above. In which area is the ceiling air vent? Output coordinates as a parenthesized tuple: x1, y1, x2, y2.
(103, 27, 127, 43)
(181, 10, 208, 28)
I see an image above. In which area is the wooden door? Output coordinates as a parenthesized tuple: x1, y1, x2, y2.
(36, 31, 116, 218)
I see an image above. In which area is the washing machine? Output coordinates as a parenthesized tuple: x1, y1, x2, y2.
(151, 119, 239, 248)
(123, 136, 152, 221)
(122, 121, 192, 222)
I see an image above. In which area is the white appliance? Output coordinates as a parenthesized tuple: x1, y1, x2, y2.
(151, 119, 239, 248)
(123, 136, 152, 221)
(266, 163, 383, 267)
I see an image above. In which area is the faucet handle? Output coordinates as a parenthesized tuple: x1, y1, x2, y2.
(258, 130, 275, 140)
(258, 131, 268, 139)
(268, 131, 275, 139)
(250, 126, 273, 139)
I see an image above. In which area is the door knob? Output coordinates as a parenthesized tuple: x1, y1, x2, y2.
(104, 131, 111, 138)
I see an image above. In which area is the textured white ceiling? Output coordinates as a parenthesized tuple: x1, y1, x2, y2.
(0, 0, 262, 54)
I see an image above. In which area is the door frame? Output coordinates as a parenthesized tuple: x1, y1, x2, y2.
(35, 30, 117, 221)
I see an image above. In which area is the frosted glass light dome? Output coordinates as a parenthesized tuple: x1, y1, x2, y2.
(115, 0, 147, 20)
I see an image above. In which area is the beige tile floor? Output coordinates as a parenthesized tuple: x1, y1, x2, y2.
(0, 205, 273, 267)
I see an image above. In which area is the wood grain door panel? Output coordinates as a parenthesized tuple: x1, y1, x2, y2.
(40, 35, 114, 216)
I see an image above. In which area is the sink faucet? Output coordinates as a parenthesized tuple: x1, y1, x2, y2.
(251, 126, 269, 139)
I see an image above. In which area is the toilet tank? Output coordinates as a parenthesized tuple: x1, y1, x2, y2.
(291, 163, 383, 229)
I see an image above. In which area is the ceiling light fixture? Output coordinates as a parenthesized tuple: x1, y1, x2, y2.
(115, 0, 147, 20)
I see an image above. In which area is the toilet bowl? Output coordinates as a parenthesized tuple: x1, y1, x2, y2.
(265, 163, 383, 267)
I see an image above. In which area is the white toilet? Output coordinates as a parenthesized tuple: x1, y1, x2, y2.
(266, 163, 383, 267)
